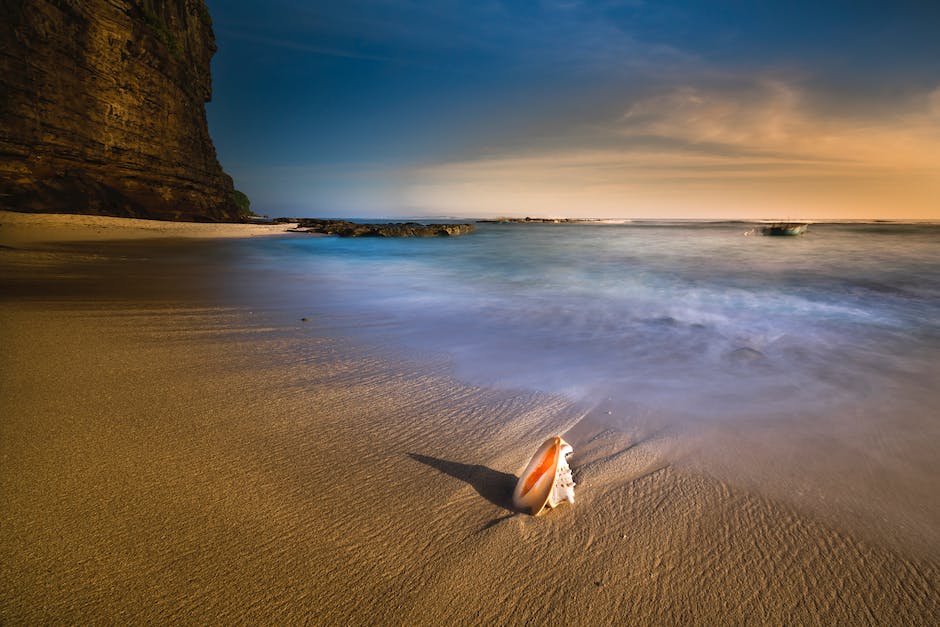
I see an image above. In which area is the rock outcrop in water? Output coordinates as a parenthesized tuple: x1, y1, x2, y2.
(477, 217, 600, 224)
(291, 219, 475, 238)
(0, 0, 240, 221)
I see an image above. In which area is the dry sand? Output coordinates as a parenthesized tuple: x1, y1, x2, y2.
(0, 210, 297, 247)
(1, 213, 937, 623)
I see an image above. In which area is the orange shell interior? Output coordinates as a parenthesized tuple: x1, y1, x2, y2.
(519, 437, 560, 498)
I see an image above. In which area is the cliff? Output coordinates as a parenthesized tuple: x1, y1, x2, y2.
(0, 0, 241, 221)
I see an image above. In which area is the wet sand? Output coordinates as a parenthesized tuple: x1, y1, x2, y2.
(0, 214, 937, 623)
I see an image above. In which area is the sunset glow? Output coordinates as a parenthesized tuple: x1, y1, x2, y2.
(207, 1, 940, 219)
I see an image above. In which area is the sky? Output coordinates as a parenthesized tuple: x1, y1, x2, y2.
(204, 0, 940, 219)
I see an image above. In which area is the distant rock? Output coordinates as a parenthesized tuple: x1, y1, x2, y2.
(290, 219, 474, 238)
(727, 347, 767, 363)
(476, 217, 600, 224)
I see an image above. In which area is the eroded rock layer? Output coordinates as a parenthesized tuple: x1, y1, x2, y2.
(0, 0, 239, 221)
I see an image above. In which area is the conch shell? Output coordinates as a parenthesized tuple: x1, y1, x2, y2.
(512, 436, 575, 515)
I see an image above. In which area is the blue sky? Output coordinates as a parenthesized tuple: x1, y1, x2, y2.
(204, 1, 940, 218)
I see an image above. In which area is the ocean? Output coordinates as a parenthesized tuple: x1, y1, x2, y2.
(220, 220, 940, 552)
(242, 221, 938, 408)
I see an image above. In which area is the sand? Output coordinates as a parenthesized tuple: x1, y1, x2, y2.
(1, 213, 937, 623)
(0, 210, 297, 247)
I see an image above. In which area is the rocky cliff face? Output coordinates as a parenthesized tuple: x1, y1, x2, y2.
(0, 0, 240, 221)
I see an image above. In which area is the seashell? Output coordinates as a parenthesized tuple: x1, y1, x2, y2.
(512, 436, 575, 515)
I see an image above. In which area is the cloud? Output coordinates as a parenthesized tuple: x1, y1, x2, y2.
(929, 86, 940, 118)
(216, 28, 415, 64)
(616, 80, 940, 169)
(224, 0, 698, 77)
(401, 80, 940, 218)
(621, 82, 802, 149)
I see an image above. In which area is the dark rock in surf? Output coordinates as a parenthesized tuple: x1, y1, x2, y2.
(292, 219, 474, 238)
(727, 347, 767, 363)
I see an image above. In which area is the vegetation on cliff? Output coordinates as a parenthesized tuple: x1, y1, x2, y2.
(232, 190, 253, 217)
(141, 4, 183, 59)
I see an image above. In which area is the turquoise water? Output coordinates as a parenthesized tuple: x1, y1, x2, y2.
(244, 222, 940, 420)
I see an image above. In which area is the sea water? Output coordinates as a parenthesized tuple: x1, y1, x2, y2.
(235, 221, 939, 551)
(245, 222, 938, 408)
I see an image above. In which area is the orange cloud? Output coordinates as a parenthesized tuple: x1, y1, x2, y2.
(403, 81, 940, 219)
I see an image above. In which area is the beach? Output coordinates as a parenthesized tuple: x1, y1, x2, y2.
(0, 210, 298, 245)
(1, 213, 937, 623)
